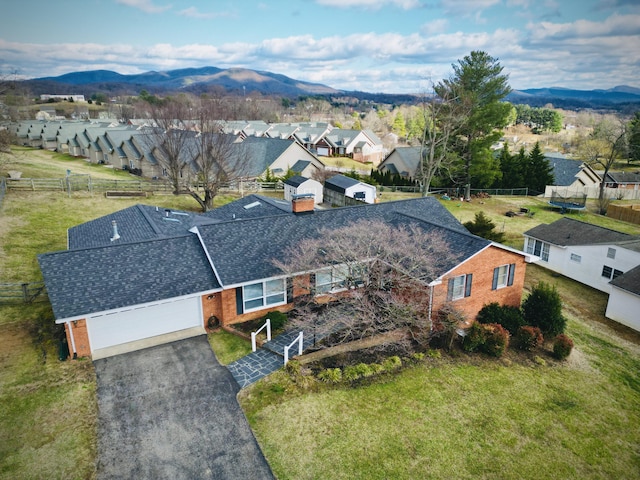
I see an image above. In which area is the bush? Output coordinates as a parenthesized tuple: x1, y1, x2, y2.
(382, 356, 402, 371)
(482, 323, 510, 358)
(515, 326, 544, 351)
(463, 211, 505, 242)
(343, 365, 364, 382)
(317, 368, 342, 383)
(263, 311, 287, 331)
(522, 282, 566, 336)
(553, 334, 574, 360)
(477, 302, 525, 335)
(462, 322, 487, 352)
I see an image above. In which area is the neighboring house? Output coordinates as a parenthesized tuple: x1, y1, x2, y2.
(38, 195, 536, 360)
(523, 217, 640, 293)
(606, 265, 640, 332)
(324, 174, 377, 205)
(543, 155, 600, 198)
(319, 129, 384, 164)
(379, 146, 422, 179)
(604, 171, 640, 191)
(284, 175, 324, 204)
(239, 136, 324, 179)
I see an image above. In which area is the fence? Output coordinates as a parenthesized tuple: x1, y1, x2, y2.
(607, 203, 640, 225)
(0, 177, 5, 207)
(0, 282, 47, 304)
(4, 176, 176, 194)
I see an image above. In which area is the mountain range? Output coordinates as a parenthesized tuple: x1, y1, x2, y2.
(20, 66, 640, 110)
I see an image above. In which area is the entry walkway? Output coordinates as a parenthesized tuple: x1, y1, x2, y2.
(227, 326, 331, 388)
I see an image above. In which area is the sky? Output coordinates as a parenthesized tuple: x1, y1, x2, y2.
(1, 0, 639, 94)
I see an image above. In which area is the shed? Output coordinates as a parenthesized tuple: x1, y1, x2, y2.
(284, 175, 323, 204)
(324, 174, 377, 205)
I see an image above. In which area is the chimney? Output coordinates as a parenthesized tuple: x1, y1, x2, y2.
(110, 220, 120, 242)
(291, 194, 315, 215)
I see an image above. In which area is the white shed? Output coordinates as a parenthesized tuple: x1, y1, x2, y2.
(284, 175, 323, 204)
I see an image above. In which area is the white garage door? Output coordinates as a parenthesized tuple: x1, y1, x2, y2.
(317, 147, 329, 156)
(88, 297, 202, 352)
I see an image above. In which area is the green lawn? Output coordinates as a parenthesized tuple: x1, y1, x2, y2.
(241, 266, 640, 480)
(1, 148, 639, 479)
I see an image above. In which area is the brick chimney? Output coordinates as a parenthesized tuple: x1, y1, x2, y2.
(291, 194, 315, 214)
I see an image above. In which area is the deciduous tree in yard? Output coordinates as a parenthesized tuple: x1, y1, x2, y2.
(273, 220, 457, 353)
(578, 117, 628, 214)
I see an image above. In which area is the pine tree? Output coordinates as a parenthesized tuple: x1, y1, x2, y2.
(525, 142, 554, 194)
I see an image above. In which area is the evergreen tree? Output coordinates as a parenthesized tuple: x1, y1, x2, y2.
(463, 211, 505, 242)
(525, 142, 554, 194)
(629, 111, 640, 164)
(436, 51, 512, 199)
(522, 282, 566, 336)
(498, 144, 524, 188)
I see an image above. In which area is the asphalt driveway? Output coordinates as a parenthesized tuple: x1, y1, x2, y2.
(94, 336, 274, 480)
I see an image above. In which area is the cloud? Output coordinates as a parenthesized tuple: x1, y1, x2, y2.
(115, 0, 171, 14)
(421, 18, 448, 35)
(177, 7, 228, 19)
(528, 13, 640, 41)
(314, 0, 422, 9)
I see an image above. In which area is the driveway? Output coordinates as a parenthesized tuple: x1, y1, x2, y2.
(94, 336, 274, 480)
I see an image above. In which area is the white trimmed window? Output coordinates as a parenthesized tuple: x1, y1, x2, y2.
(492, 263, 516, 290)
(448, 274, 473, 301)
(315, 266, 348, 294)
(241, 278, 286, 312)
(526, 238, 550, 261)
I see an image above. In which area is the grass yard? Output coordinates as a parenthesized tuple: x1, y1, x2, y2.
(1, 147, 639, 479)
(240, 264, 640, 480)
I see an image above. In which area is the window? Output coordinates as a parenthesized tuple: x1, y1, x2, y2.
(570, 253, 582, 263)
(448, 274, 473, 301)
(239, 278, 286, 313)
(607, 248, 616, 259)
(602, 266, 624, 280)
(526, 238, 550, 261)
(315, 266, 348, 294)
(492, 263, 516, 290)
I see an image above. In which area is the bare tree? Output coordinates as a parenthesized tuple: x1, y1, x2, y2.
(188, 98, 253, 211)
(578, 116, 628, 214)
(143, 98, 194, 195)
(416, 87, 468, 196)
(273, 220, 457, 353)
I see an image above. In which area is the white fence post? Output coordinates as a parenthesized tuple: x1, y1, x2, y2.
(284, 332, 303, 365)
(251, 318, 272, 352)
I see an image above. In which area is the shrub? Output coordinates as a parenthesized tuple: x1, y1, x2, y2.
(477, 302, 525, 335)
(369, 363, 384, 374)
(263, 311, 288, 331)
(382, 356, 402, 371)
(522, 282, 566, 336)
(462, 322, 486, 352)
(515, 326, 544, 351)
(463, 211, 505, 242)
(553, 334, 574, 360)
(482, 323, 510, 358)
(427, 349, 441, 359)
(285, 359, 302, 375)
(317, 368, 342, 383)
(343, 365, 364, 382)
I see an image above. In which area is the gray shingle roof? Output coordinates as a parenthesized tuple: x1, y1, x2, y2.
(68, 204, 208, 249)
(547, 156, 584, 186)
(198, 197, 481, 286)
(606, 171, 640, 184)
(524, 217, 638, 246)
(40, 196, 493, 321)
(38, 235, 220, 320)
(610, 264, 640, 296)
(284, 175, 309, 188)
(325, 174, 361, 193)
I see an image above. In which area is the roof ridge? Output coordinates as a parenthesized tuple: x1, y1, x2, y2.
(136, 204, 165, 235)
(393, 210, 485, 242)
(560, 216, 638, 238)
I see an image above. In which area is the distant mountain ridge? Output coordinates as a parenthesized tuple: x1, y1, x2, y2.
(20, 66, 640, 110)
(26, 66, 339, 97)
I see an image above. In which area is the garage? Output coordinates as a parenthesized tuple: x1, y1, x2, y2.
(87, 296, 204, 357)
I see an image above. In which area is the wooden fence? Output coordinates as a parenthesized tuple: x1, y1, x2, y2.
(4, 176, 175, 194)
(607, 204, 640, 225)
(0, 282, 48, 304)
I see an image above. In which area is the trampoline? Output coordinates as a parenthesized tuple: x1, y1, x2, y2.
(548, 191, 587, 213)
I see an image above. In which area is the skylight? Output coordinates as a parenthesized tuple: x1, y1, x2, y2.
(244, 201, 261, 210)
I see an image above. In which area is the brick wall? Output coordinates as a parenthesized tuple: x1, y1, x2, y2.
(65, 319, 91, 358)
(432, 245, 528, 321)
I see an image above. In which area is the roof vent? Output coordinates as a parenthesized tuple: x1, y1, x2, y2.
(110, 220, 120, 242)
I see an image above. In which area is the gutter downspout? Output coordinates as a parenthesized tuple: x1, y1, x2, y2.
(427, 279, 442, 331)
(67, 321, 78, 359)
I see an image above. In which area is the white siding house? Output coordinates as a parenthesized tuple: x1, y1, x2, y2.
(524, 217, 640, 294)
(605, 265, 640, 332)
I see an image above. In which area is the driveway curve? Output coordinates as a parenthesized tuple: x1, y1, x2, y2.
(94, 336, 274, 480)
